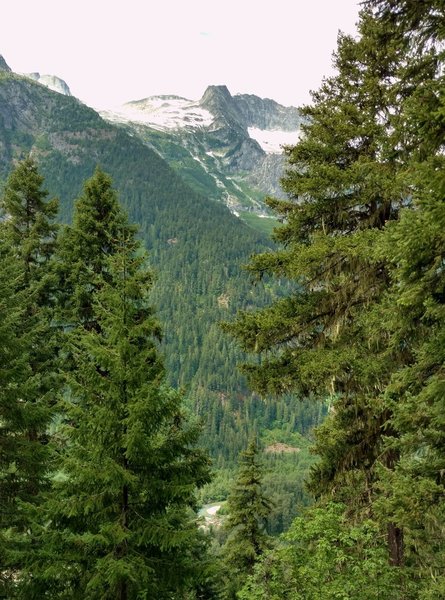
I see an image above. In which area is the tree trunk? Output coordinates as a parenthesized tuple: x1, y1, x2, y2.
(387, 522, 404, 566)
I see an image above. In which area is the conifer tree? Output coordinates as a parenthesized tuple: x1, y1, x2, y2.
(2, 157, 59, 282)
(0, 231, 30, 597)
(375, 166, 445, 594)
(221, 439, 272, 599)
(357, 2, 445, 585)
(227, 2, 445, 593)
(56, 166, 132, 330)
(225, 10, 411, 564)
(25, 170, 211, 599)
(0, 158, 59, 595)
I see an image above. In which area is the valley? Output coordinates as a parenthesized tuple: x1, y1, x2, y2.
(0, 56, 316, 527)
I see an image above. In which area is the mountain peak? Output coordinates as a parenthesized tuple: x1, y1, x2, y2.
(200, 85, 232, 103)
(199, 85, 244, 130)
(0, 55, 11, 72)
(25, 72, 71, 96)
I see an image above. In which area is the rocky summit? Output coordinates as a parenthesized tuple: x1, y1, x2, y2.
(101, 85, 301, 224)
(0, 55, 11, 72)
(25, 72, 71, 96)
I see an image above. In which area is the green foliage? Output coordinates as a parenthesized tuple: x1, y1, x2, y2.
(56, 166, 134, 329)
(0, 158, 59, 597)
(220, 440, 273, 599)
(0, 72, 318, 552)
(22, 171, 211, 599)
(370, 157, 445, 595)
(229, 2, 445, 596)
(225, 17, 410, 564)
(239, 503, 411, 600)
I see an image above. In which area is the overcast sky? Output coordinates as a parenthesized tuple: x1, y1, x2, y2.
(1, 0, 361, 109)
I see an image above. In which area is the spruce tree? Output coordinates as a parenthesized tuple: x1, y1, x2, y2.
(0, 231, 30, 597)
(0, 158, 59, 596)
(25, 170, 211, 599)
(376, 168, 445, 594)
(358, 2, 445, 586)
(56, 166, 132, 330)
(225, 10, 410, 564)
(227, 2, 445, 593)
(221, 439, 272, 599)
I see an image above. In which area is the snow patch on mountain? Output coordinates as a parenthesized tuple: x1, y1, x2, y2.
(102, 96, 213, 131)
(247, 127, 299, 154)
(25, 73, 71, 95)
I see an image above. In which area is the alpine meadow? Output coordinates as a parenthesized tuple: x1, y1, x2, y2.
(1, 1, 445, 598)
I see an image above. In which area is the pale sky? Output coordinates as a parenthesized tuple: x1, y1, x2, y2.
(0, 0, 361, 110)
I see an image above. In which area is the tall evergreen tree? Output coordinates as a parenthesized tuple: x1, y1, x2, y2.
(225, 10, 411, 564)
(0, 231, 30, 597)
(375, 166, 445, 596)
(1, 157, 59, 283)
(24, 171, 211, 599)
(56, 166, 133, 330)
(0, 158, 59, 596)
(356, 2, 445, 589)
(228, 2, 445, 595)
(221, 439, 272, 599)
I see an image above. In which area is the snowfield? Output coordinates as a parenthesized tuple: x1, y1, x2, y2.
(101, 96, 214, 131)
(248, 127, 299, 153)
(101, 99, 300, 151)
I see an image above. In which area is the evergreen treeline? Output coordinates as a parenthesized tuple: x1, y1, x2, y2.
(5, 2, 445, 596)
(0, 163, 211, 599)
(224, 2, 445, 598)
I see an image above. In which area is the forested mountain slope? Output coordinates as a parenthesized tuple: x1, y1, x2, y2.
(0, 67, 320, 482)
(0, 68, 266, 388)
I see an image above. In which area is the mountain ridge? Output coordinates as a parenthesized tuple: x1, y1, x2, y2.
(101, 84, 301, 223)
(0, 53, 299, 226)
(25, 72, 72, 96)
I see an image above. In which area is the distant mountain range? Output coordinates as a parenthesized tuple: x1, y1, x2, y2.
(0, 53, 274, 401)
(101, 85, 301, 223)
(2, 56, 300, 227)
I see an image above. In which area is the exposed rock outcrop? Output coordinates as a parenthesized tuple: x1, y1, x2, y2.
(25, 72, 71, 96)
(0, 55, 11, 72)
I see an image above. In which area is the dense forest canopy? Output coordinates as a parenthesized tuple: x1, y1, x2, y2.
(2, 0, 445, 598)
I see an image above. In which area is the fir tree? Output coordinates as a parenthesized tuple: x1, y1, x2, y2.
(1, 157, 59, 284)
(0, 231, 30, 597)
(0, 158, 59, 596)
(227, 2, 445, 595)
(370, 114, 445, 596)
(56, 166, 133, 330)
(221, 439, 272, 599)
(25, 171, 211, 599)
(358, 2, 445, 586)
(225, 10, 411, 564)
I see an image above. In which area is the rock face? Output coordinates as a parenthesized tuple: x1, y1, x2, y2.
(0, 55, 11, 72)
(199, 85, 264, 172)
(25, 72, 71, 96)
(234, 93, 301, 131)
(101, 85, 301, 218)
